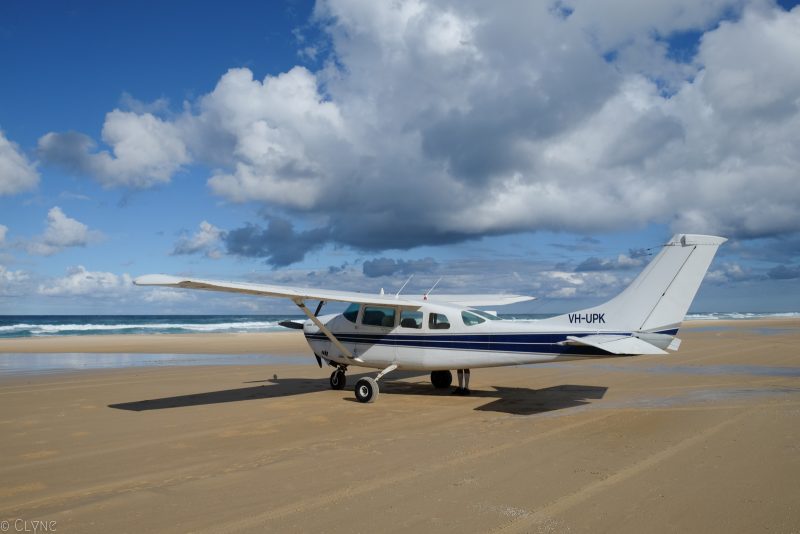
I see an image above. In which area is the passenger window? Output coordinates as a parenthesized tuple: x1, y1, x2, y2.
(362, 306, 397, 327)
(461, 311, 486, 326)
(429, 313, 450, 330)
(400, 310, 423, 329)
(343, 303, 360, 323)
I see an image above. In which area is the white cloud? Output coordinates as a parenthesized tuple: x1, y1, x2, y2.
(199, 66, 348, 209)
(0, 224, 7, 245)
(34, 1, 800, 263)
(37, 265, 132, 296)
(0, 130, 39, 195)
(549, 286, 578, 299)
(0, 264, 28, 283)
(0, 264, 30, 296)
(539, 269, 626, 299)
(142, 288, 196, 303)
(27, 207, 102, 256)
(704, 262, 756, 283)
(38, 110, 189, 188)
(172, 220, 223, 258)
(700, 5, 800, 116)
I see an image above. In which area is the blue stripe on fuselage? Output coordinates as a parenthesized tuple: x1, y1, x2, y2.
(304, 329, 678, 355)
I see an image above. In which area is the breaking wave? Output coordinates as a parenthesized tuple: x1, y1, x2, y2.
(0, 315, 303, 338)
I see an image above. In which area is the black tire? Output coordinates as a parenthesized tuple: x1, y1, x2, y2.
(355, 377, 379, 403)
(330, 370, 346, 390)
(430, 370, 453, 389)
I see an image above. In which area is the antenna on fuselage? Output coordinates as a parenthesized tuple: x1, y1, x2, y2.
(423, 277, 441, 301)
(395, 275, 414, 298)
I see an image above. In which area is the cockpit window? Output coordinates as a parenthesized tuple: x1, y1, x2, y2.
(343, 303, 360, 323)
(429, 313, 450, 330)
(461, 311, 486, 326)
(362, 306, 397, 327)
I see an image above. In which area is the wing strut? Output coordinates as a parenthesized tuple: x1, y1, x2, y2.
(294, 300, 362, 362)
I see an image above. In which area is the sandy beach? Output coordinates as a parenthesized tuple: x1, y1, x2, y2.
(1, 318, 798, 532)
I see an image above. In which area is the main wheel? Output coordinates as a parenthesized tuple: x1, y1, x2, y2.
(430, 370, 453, 389)
(330, 369, 346, 390)
(354, 377, 379, 403)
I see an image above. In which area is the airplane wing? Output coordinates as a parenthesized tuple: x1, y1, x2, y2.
(562, 334, 667, 355)
(133, 274, 534, 308)
(424, 294, 535, 306)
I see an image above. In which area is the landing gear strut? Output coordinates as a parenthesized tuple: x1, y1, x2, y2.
(354, 364, 397, 403)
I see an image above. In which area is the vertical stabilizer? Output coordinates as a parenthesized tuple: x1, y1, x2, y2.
(542, 234, 726, 332)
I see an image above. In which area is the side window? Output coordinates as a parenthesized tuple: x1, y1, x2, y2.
(343, 303, 360, 323)
(461, 311, 486, 326)
(361, 306, 397, 327)
(469, 309, 500, 321)
(400, 310, 423, 329)
(429, 313, 450, 330)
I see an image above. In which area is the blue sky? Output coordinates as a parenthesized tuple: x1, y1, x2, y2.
(1, 0, 799, 314)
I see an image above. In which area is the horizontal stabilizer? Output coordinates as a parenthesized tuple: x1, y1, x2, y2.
(278, 320, 305, 330)
(562, 334, 667, 355)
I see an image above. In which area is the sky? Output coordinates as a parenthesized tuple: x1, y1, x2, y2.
(1, 0, 799, 315)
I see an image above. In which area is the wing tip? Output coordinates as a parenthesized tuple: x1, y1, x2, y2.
(133, 274, 184, 287)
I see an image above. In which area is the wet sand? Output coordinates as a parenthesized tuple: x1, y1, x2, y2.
(0, 319, 798, 533)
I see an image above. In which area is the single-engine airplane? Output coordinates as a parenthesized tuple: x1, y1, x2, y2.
(134, 234, 725, 403)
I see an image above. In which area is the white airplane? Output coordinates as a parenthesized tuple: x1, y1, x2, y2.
(134, 234, 726, 404)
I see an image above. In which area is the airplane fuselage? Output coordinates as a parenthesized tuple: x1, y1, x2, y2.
(303, 302, 678, 371)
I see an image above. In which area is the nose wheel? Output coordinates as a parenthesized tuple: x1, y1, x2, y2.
(355, 377, 378, 403)
(354, 364, 397, 404)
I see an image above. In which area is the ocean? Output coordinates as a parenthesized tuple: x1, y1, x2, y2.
(0, 312, 797, 338)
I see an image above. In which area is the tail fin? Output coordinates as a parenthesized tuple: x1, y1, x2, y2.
(544, 234, 726, 332)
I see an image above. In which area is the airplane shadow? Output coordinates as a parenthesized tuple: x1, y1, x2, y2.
(383, 382, 608, 415)
(108, 372, 607, 416)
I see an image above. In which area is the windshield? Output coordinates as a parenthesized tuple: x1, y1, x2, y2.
(343, 303, 359, 323)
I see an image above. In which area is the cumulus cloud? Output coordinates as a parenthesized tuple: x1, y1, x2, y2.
(37, 265, 132, 296)
(201, 67, 348, 209)
(0, 224, 7, 245)
(27, 207, 102, 256)
(574, 253, 645, 272)
(0, 264, 30, 296)
(362, 257, 438, 278)
(704, 262, 760, 283)
(0, 129, 39, 195)
(34, 1, 800, 264)
(38, 110, 189, 188)
(224, 216, 330, 266)
(172, 221, 223, 258)
(0, 265, 29, 283)
(542, 270, 624, 299)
